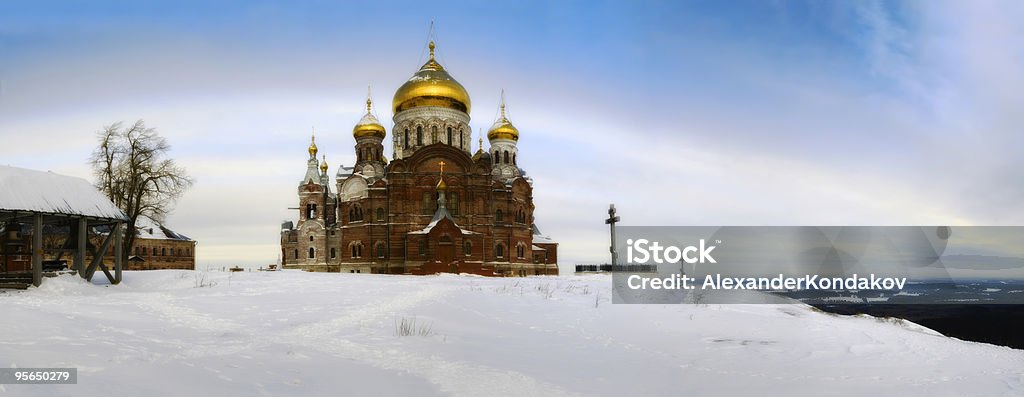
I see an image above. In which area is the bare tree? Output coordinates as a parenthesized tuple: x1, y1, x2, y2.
(90, 120, 193, 259)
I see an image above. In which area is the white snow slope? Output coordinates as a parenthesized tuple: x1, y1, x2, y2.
(0, 271, 1021, 396)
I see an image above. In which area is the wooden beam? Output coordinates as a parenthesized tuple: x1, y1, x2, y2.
(32, 213, 42, 287)
(76, 218, 87, 278)
(113, 222, 123, 284)
(84, 229, 116, 281)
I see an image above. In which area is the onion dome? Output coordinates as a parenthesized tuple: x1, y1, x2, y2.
(472, 131, 490, 161)
(392, 41, 471, 114)
(353, 94, 386, 139)
(308, 132, 318, 157)
(487, 97, 519, 141)
(320, 155, 329, 173)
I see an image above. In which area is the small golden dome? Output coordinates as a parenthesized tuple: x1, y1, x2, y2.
(308, 133, 318, 157)
(487, 99, 519, 141)
(320, 155, 328, 173)
(353, 96, 386, 139)
(392, 41, 471, 114)
(436, 177, 447, 191)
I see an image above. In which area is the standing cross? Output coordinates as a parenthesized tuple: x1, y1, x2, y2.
(605, 204, 620, 266)
(439, 160, 446, 175)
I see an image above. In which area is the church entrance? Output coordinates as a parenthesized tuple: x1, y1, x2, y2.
(437, 235, 455, 264)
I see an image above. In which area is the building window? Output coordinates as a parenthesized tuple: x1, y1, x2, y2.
(422, 192, 434, 215)
(419, 239, 427, 256)
(432, 126, 437, 143)
(309, 247, 315, 259)
(448, 192, 459, 215)
(186, 248, 190, 257)
(162, 248, 166, 256)
(495, 209, 504, 223)
(143, 247, 148, 256)
(494, 151, 500, 163)
(135, 247, 140, 256)
(496, 244, 504, 258)
(294, 249, 298, 259)
(331, 248, 336, 259)
(416, 126, 423, 146)
(306, 203, 317, 219)
(377, 243, 386, 258)
(504, 150, 510, 164)
(404, 128, 409, 149)
(376, 207, 385, 222)
(447, 127, 452, 145)
(309, 236, 314, 242)
(517, 244, 525, 259)
(463, 241, 472, 256)
(513, 154, 516, 165)
(351, 245, 358, 258)
(459, 128, 464, 149)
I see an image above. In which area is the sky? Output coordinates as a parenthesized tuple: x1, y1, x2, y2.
(2, 1, 1024, 272)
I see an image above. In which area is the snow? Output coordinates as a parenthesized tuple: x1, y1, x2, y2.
(0, 165, 125, 220)
(0, 271, 1021, 396)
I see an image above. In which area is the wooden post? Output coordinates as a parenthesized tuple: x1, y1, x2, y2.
(32, 214, 42, 287)
(76, 218, 87, 278)
(113, 222, 123, 284)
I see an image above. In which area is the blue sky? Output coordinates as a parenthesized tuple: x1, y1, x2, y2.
(2, 1, 1023, 271)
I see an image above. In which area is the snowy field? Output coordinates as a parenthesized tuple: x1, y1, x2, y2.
(0, 270, 1021, 396)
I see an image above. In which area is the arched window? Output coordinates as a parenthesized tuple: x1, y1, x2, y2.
(294, 249, 298, 259)
(309, 235, 314, 242)
(306, 203, 317, 219)
(496, 244, 504, 258)
(504, 150, 510, 164)
(463, 241, 472, 256)
(351, 245, 358, 258)
(512, 154, 516, 165)
(357, 244, 362, 258)
(432, 126, 438, 143)
(376, 207, 385, 222)
(447, 127, 453, 145)
(377, 243, 386, 258)
(417, 126, 423, 146)
(459, 128, 464, 148)
(495, 151, 500, 162)
(308, 247, 315, 259)
(404, 128, 409, 148)
(331, 248, 336, 259)
(496, 209, 504, 223)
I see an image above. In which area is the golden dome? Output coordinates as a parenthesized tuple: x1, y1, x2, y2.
(320, 155, 328, 173)
(436, 177, 447, 191)
(353, 96, 386, 139)
(308, 132, 318, 157)
(487, 100, 519, 141)
(392, 41, 471, 114)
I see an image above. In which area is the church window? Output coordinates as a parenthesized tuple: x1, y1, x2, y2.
(495, 151, 500, 162)
(331, 248, 336, 259)
(447, 127, 452, 145)
(294, 249, 298, 259)
(162, 248, 166, 256)
(376, 207, 385, 222)
(309, 247, 315, 259)
(418, 239, 427, 256)
(495, 209, 504, 223)
(348, 208, 354, 222)
(496, 244, 504, 258)
(463, 241, 472, 256)
(504, 150, 510, 164)
(307, 203, 317, 219)
(417, 126, 423, 146)
(351, 244, 357, 258)
(449, 192, 459, 215)
(517, 244, 525, 259)
(377, 243, 386, 258)
(404, 128, 409, 148)
(512, 154, 516, 165)
(432, 126, 438, 142)
(459, 128, 464, 148)
(422, 192, 434, 215)
(309, 236, 314, 242)
(357, 244, 362, 257)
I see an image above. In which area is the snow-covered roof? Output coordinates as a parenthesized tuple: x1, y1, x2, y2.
(0, 165, 126, 220)
(134, 216, 193, 241)
(408, 202, 478, 235)
(532, 224, 556, 244)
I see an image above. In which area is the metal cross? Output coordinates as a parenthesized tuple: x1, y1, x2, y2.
(605, 204, 620, 266)
(439, 160, 446, 174)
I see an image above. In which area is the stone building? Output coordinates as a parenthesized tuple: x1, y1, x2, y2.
(281, 41, 558, 276)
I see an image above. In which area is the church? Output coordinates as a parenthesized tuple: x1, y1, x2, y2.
(280, 41, 558, 276)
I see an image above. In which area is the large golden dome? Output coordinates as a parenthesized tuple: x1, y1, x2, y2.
(353, 97, 386, 139)
(487, 100, 519, 141)
(392, 41, 471, 114)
